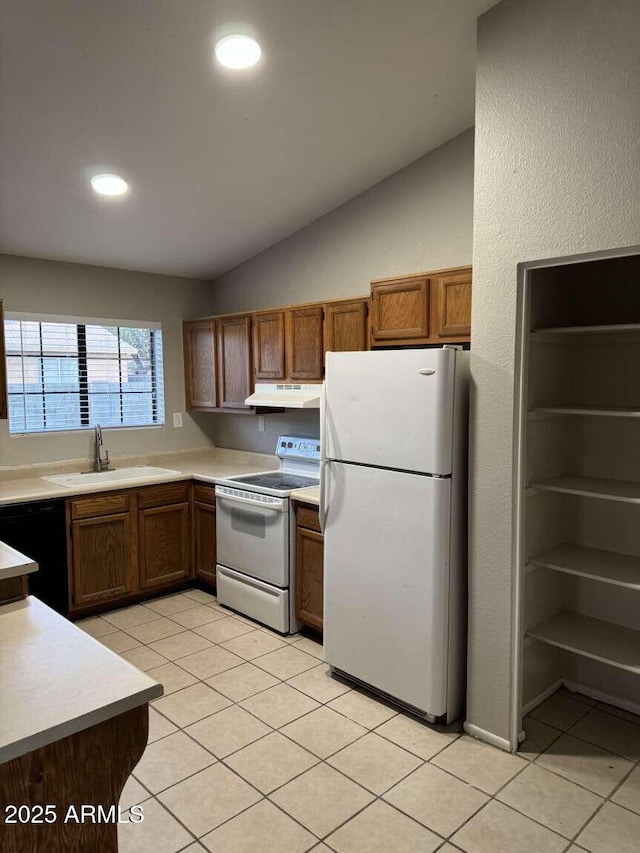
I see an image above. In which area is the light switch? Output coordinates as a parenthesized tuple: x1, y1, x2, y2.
(173, 412, 183, 428)
(257, 416, 265, 432)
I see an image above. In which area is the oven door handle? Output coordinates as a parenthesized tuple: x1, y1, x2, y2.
(216, 493, 286, 513)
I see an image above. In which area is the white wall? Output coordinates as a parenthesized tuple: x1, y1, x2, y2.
(0, 255, 216, 465)
(209, 129, 475, 452)
(468, 0, 640, 745)
(210, 128, 474, 313)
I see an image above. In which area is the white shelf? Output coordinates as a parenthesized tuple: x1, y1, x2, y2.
(528, 543, 640, 590)
(527, 611, 640, 675)
(532, 323, 640, 335)
(530, 406, 640, 419)
(532, 475, 640, 505)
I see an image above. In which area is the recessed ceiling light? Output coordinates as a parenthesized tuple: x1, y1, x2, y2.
(215, 35, 261, 69)
(91, 173, 128, 196)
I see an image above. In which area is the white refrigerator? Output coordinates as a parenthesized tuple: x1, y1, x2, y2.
(321, 347, 469, 723)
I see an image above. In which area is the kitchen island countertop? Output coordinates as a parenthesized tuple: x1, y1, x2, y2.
(0, 596, 162, 764)
(0, 540, 38, 581)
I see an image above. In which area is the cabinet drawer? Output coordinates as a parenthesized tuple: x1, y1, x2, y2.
(71, 492, 131, 519)
(138, 482, 190, 508)
(296, 504, 321, 532)
(194, 484, 217, 505)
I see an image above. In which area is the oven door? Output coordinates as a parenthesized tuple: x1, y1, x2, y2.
(215, 486, 289, 587)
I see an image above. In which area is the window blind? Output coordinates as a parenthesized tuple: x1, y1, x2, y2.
(5, 315, 165, 434)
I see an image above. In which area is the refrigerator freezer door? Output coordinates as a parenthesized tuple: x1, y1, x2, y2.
(325, 348, 456, 475)
(323, 461, 452, 717)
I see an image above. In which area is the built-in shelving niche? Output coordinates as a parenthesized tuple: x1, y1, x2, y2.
(516, 251, 640, 747)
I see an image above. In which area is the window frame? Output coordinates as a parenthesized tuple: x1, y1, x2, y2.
(5, 313, 165, 435)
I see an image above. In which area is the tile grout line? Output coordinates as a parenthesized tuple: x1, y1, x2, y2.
(134, 614, 461, 847)
(116, 594, 640, 851)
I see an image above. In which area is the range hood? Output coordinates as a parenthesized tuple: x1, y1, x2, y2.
(245, 383, 322, 409)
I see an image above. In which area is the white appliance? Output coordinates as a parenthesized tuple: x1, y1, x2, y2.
(322, 347, 469, 723)
(244, 384, 321, 408)
(215, 436, 320, 634)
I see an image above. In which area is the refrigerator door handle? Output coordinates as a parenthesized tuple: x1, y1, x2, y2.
(418, 368, 436, 375)
(319, 381, 327, 462)
(319, 380, 328, 532)
(319, 460, 328, 532)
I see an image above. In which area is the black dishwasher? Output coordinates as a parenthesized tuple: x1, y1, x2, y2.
(0, 499, 68, 614)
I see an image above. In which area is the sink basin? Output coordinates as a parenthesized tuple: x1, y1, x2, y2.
(43, 466, 182, 488)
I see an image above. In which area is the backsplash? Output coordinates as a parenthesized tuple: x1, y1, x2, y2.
(208, 409, 321, 455)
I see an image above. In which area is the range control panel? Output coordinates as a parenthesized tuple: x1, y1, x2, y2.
(276, 435, 321, 462)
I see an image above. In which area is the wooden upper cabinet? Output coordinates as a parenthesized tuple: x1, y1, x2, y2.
(324, 299, 368, 355)
(370, 276, 430, 346)
(430, 267, 472, 341)
(253, 311, 285, 380)
(217, 315, 253, 408)
(0, 299, 7, 420)
(184, 320, 218, 410)
(286, 306, 324, 380)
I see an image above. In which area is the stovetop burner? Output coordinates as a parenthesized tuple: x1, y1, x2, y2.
(231, 472, 319, 492)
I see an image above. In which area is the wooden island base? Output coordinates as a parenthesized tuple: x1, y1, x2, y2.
(0, 704, 148, 853)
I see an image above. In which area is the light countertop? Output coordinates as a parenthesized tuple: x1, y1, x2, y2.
(0, 541, 38, 581)
(0, 596, 163, 764)
(0, 450, 279, 507)
(290, 486, 320, 506)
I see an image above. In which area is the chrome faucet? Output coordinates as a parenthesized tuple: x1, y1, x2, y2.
(93, 424, 112, 472)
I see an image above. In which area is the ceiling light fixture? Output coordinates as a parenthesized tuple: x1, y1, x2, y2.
(215, 35, 261, 69)
(91, 173, 128, 196)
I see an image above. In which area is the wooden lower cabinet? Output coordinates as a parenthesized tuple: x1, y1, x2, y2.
(295, 503, 324, 632)
(69, 511, 136, 608)
(193, 484, 217, 587)
(138, 502, 191, 590)
(67, 483, 196, 613)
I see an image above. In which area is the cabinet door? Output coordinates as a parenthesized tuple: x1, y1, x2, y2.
(324, 299, 368, 355)
(71, 512, 136, 607)
(217, 315, 253, 408)
(430, 268, 472, 341)
(139, 503, 191, 591)
(295, 525, 324, 632)
(184, 320, 218, 409)
(194, 501, 216, 586)
(286, 306, 324, 380)
(0, 299, 7, 420)
(253, 311, 285, 380)
(370, 277, 429, 345)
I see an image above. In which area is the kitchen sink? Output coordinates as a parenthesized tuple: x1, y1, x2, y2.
(42, 466, 182, 487)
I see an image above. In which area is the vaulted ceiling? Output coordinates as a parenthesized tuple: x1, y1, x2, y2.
(1, 0, 497, 279)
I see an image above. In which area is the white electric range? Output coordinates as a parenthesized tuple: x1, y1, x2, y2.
(214, 435, 320, 634)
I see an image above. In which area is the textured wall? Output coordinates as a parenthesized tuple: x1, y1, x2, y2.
(209, 129, 474, 314)
(0, 255, 216, 465)
(468, 0, 640, 745)
(208, 129, 474, 452)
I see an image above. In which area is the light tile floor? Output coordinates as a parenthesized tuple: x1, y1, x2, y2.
(76, 591, 640, 853)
